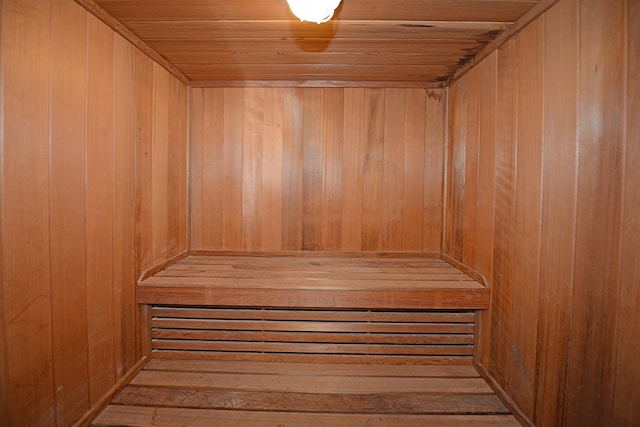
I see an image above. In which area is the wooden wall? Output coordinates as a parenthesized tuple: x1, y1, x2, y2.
(0, 0, 188, 425)
(445, 0, 639, 425)
(189, 87, 446, 252)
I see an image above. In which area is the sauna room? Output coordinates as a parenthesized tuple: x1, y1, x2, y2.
(0, 0, 637, 426)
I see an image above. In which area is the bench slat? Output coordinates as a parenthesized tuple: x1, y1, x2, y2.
(138, 252, 490, 364)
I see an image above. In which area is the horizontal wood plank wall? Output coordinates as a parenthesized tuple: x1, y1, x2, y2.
(189, 87, 445, 252)
(0, 0, 188, 425)
(444, 0, 639, 425)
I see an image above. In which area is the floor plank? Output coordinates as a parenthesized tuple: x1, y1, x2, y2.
(93, 406, 520, 427)
(130, 371, 492, 394)
(112, 387, 509, 414)
(144, 359, 481, 377)
(92, 359, 518, 426)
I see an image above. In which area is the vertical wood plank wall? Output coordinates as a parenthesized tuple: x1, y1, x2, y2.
(189, 87, 446, 252)
(2, 0, 638, 426)
(0, 0, 188, 425)
(445, 0, 639, 425)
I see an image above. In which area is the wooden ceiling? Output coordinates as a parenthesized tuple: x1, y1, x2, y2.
(87, 0, 546, 87)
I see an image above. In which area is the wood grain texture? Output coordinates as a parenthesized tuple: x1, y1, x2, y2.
(262, 88, 285, 250)
(94, 407, 520, 427)
(382, 89, 406, 251)
(508, 18, 543, 415)
(534, 0, 578, 424)
(1, 1, 55, 425)
(134, 50, 154, 275)
(422, 90, 446, 252)
(223, 88, 245, 250)
(302, 89, 324, 250)
(0, 1, 189, 424)
(242, 88, 265, 250)
(151, 65, 170, 263)
(188, 87, 205, 249)
(202, 88, 225, 249)
(86, 13, 117, 405)
(443, 80, 464, 260)
(402, 90, 426, 251)
(134, 48, 188, 362)
(565, 0, 626, 424)
(282, 88, 305, 249)
(149, 304, 475, 363)
(92, 359, 518, 426)
(138, 253, 489, 311)
(461, 68, 480, 268)
(169, 73, 188, 254)
(73, 0, 190, 84)
(87, 0, 540, 85)
(321, 89, 344, 250)
(113, 388, 503, 413)
(113, 35, 137, 374)
(445, 0, 638, 425)
(613, 1, 640, 423)
(473, 51, 498, 369)
(94, 0, 538, 21)
(488, 37, 517, 387)
(190, 88, 445, 252)
(49, 0, 90, 424)
(360, 89, 385, 251)
(127, 20, 507, 41)
(341, 90, 365, 249)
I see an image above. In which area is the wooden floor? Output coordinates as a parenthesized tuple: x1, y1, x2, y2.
(92, 359, 519, 426)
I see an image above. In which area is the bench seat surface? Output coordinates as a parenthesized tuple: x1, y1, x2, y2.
(137, 252, 489, 310)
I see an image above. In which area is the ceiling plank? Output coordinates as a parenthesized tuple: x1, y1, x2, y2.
(95, 0, 539, 22)
(146, 38, 484, 55)
(177, 63, 456, 77)
(85, 0, 543, 85)
(162, 52, 467, 66)
(184, 73, 450, 82)
(124, 20, 508, 41)
(189, 80, 446, 89)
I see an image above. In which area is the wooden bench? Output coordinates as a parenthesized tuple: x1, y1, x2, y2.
(92, 253, 513, 426)
(137, 251, 490, 365)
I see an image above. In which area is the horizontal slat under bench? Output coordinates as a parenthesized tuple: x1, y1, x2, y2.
(150, 306, 476, 364)
(137, 252, 489, 310)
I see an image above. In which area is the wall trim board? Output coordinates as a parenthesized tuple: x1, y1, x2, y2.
(441, 253, 489, 288)
(448, 0, 560, 86)
(137, 250, 189, 283)
(190, 80, 446, 89)
(0, 1, 8, 421)
(72, 355, 149, 427)
(73, 0, 190, 85)
(474, 362, 534, 427)
(440, 86, 450, 253)
(186, 87, 193, 252)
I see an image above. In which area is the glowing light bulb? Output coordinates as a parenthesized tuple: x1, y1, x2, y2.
(287, 0, 342, 24)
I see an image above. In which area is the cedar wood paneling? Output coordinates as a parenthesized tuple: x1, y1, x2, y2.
(189, 87, 445, 253)
(2, 0, 639, 425)
(0, 0, 188, 425)
(445, 0, 639, 425)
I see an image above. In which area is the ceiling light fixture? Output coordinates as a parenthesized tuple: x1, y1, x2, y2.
(287, 0, 342, 24)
